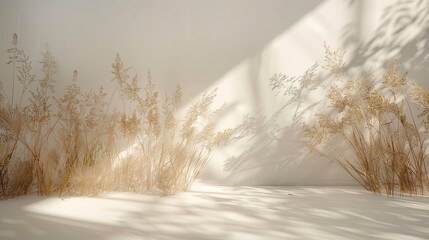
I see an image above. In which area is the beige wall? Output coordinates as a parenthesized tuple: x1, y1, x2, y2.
(1, 0, 427, 185)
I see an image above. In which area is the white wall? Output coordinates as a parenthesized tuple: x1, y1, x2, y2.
(1, 0, 428, 185)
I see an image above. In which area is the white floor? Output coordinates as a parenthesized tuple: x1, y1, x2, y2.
(1, 186, 429, 240)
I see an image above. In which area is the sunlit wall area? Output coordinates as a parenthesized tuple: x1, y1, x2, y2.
(0, 0, 427, 186)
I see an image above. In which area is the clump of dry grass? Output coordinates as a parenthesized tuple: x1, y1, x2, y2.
(272, 44, 429, 196)
(0, 35, 233, 199)
(0, 36, 59, 198)
(1, 34, 35, 199)
(110, 54, 233, 195)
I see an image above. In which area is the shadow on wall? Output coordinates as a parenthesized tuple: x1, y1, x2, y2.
(221, 0, 429, 186)
(346, 0, 429, 87)
(222, 61, 353, 186)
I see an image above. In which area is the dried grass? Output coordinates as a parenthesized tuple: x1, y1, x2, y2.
(109, 55, 233, 195)
(272, 44, 429, 196)
(0, 34, 233, 199)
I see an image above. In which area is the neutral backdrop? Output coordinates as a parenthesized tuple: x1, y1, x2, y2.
(1, 0, 428, 185)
